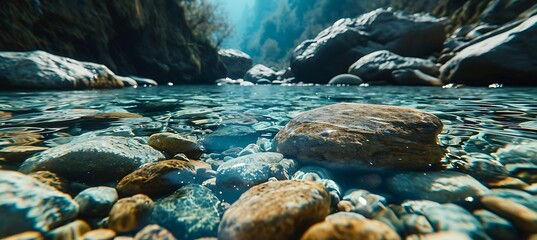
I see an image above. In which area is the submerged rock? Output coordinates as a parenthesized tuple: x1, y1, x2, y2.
(327, 74, 363, 85)
(301, 217, 400, 240)
(74, 186, 118, 217)
(19, 137, 165, 182)
(202, 125, 258, 152)
(218, 180, 330, 240)
(291, 8, 446, 83)
(386, 171, 489, 203)
(46, 220, 91, 240)
(134, 225, 176, 240)
(441, 15, 537, 85)
(0, 146, 48, 164)
(218, 49, 253, 79)
(0, 170, 78, 238)
(348, 50, 439, 84)
(151, 184, 220, 239)
(117, 160, 211, 197)
(148, 132, 203, 160)
(275, 103, 445, 170)
(0, 51, 125, 90)
(108, 194, 154, 233)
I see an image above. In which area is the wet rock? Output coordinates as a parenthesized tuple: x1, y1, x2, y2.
(81, 229, 116, 240)
(291, 8, 445, 83)
(387, 171, 489, 203)
(237, 143, 261, 157)
(392, 69, 443, 86)
(441, 15, 537, 86)
(348, 50, 439, 84)
(292, 166, 334, 181)
(406, 232, 472, 240)
(108, 194, 154, 233)
(325, 212, 366, 221)
(275, 103, 444, 170)
(2, 231, 44, 240)
(473, 209, 517, 240)
(74, 186, 118, 217)
(0, 51, 125, 90)
(422, 203, 488, 240)
(479, 188, 537, 212)
(400, 214, 435, 235)
(0, 170, 78, 238)
(485, 176, 529, 190)
(218, 49, 253, 79)
(0, 146, 48, 164)
(243, 64, 278, 83)
(494, 142, 537, 165)
(337, 189, 387, 218)
(0, 110, 12, 120)
(46, 220, 91, 240)
(28, 170, 69, 192)
(151, 184, 220, 239)
(202, 125, 258, 152)
(302, 217, 400, 240)
(148, 133, 203, 159)
(134, 224, 176, 240)
(481, 195, 537, 234)
(117, 160, 211, 197)
(327, 74, 363, 85)
(19, 136, 165, 182)
(218, 180, 330, 240)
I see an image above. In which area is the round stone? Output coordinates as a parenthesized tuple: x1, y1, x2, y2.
(133, 225, 176, 240)
(74, 186, 118, 217)
(108, 194, 154, 233)
(81, 229, 117, 240)
(301, 217, 400, 240)
(218, 180, 330, 240)
(275, 103, 444, 170)
(148, 133, 203, 159)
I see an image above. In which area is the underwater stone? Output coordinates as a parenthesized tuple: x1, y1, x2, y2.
(202, 125, 258, 152)
(275, 103, 445, 170)
(0, 170, 78, 238)
(150, 184, 220, 239)
(218, 180, 330, 240)
(148, 132, 204, 159)
(134, 224, 176, 240)
(473, 209, 517, 240)
(74, 186, 118, 217)
(301, 217, 400, 240)
(481, 195, 537, 234)
(81, 229, 117, 240)
(108, 194, 154, 233)
(19, 136, 166, 182)
(46, 220, 91, 240)
(387, 171, 489, 203)
(423, 203, 488, 240)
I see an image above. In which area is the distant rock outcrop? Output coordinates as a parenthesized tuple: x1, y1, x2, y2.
(0, 0, 226, 85)
(218, 49, 253, 79)
(290, 8, 446, 83)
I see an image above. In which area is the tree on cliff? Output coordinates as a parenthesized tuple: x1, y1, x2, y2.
(181, 0, 233, 47)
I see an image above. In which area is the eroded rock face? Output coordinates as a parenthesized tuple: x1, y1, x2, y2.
(348, 50, 439, 84)
(0, 51, 125, 90)
(441, 15, 537, 86)
(0, 0, 225, 84)
(291, 8, 446, 83)
(275, 103, 445, 170)
(0, 170, 78, 238)
(218, 49, 253, 79)
(218, 180, 331, 240)
(19, 137, 166, 182)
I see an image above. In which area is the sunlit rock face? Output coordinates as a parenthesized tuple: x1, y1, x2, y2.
(0, 0, 225, 84)
(0, 51, 125, 90)
(291, 8, 446, 83)
(441, 15, 537, 86)
(275, 103, 445, 171)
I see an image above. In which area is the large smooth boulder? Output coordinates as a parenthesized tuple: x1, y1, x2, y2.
(291, 8, 446, 83)
(0, 51, 125, 90)
(243, 64, 278, 83)
(275, 103, 445, 171)
(218, 180, 331, 240)
(301, 217, 400, 240)
(441, 15, 537, 86)
(218, 49, 253, 79)
(348, 50, 439, 84)
(19, 137, 166, 182)
(0, 170, 78, 238)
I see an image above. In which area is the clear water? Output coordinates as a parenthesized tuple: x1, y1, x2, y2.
(1, 85, 536, 161)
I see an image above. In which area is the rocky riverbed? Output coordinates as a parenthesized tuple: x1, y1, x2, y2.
(1, 89, 537, 239)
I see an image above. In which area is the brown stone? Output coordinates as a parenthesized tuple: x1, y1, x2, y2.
(481, 195, 537, 234)
(218, 180, 331, 240)
(117, 160, 207, 197)
(81, 229, 116, 240)
(301, 217, 400, 240)
(109, 194, 154, 233)
(0, 111, 12, 120)
(28, 170, 69, 193)
(485, 177, 529, 190)
(47, 220, 91, 240)
(406, 231, 472, 240)
(148, 133, 204, 159)
(134, 224, 176, 240)
(0, 146, 48, 164)
(2, 231, 44, 240)
(275, 103, 444, 170)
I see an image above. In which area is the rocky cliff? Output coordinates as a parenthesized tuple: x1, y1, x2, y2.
(0, 0, 226, 84)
